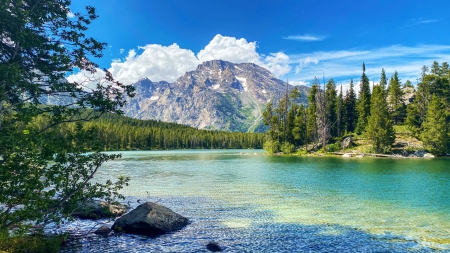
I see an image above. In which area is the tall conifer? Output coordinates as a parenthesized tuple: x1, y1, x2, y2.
(344, 79, 357, 133)
(380, 68, 387, 92)
(325, 79, 337, 137)
(421, 95, 450, 155)
(387, 71, 405, 124)
(307, 82, 319, 145)
(365, 85, 395, 153)
(336, 85, 345, 137)
(356, 62, 371, 133)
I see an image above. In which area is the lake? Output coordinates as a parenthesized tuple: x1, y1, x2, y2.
(62, 150, 450, 252)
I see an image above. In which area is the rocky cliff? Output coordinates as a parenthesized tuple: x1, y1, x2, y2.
(123, 60, 308, 132)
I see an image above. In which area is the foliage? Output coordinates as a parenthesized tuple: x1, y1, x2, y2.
(344, 79, 357, 133)
(365, 85, 395, 153)
(356, 62, 371, 133)
(280, 142, 295, 154)
(262, 61, 449, 156)
(420, 95, 450, 156)
(0, 0, 134, 233)
(387, 71, 405, 124)
(326, 143, 341, 153)
(78, 113, 264, 150)
(336, 85, 345, 137)
(263, 139, 280, 154)
(379, 68, 387, 91)
(0, 228, 65, 253)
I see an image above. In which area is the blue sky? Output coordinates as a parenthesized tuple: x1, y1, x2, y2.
(69, 0, 450, 89)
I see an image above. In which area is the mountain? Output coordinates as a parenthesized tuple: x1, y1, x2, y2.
(123, 60, 308, 132)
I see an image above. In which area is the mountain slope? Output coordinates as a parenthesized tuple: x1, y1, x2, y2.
(123, 60, 308, 132)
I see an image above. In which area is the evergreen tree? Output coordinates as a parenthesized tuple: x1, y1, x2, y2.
(325, 79, 337, 137)
(420, 95, 450, 156)
(380, 68, 387, 91)
(292, 104, 307, 146)
(403, 80, 414, 88)
(356, 62, 371, 133)
(263, 102, 275, 140)
(0, 0, 134, 232)
(316, 82, 330, 151)
(307, 82, 319, 147)
(344, 79, 357, 133)
(365, 85, 395, 153)
(336, 85, 345, 137)
(387, 71, 405, 124)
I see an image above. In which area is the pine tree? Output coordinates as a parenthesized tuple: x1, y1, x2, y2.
(292, 104, 307, 146)
(325, 79, 337, 137)
(387, 71, 405, 124)
(380, 68, 387, 91)
(0, 0, 134, 232)
(336, 85, 345, 137)
(420, 95, 450, 156)
(356, 62, 371, 133)
(365, 85, 395, 153)
(344, 79, 357, 133)
(307, 82, 319, 147)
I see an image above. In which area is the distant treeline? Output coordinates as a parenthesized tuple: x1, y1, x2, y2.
(80, 114, 265, 150)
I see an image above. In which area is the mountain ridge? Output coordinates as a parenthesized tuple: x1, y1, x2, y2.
(123, 60, 308, 132)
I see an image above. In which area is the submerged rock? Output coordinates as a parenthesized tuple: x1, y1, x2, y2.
(112, 202, 189, 236)
(72, 200, 128, 219)
(206, 241, 222, 252)
(94, 225, 112, 236)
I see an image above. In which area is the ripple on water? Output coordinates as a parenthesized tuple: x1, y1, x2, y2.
(60, 196, 441, 253)
(65, 151, 450, 252)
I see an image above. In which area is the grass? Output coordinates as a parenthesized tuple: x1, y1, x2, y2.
(0, 229, 67, 253)
(393, 125, 412, 134)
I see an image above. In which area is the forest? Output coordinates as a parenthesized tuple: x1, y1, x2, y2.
(70, 113, 265, 150)
(262, 61, 450, 156)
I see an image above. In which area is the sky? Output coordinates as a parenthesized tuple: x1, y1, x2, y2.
(68, 0, 450, 90)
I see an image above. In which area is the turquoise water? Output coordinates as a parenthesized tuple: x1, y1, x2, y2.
(62, 150, 450, 252)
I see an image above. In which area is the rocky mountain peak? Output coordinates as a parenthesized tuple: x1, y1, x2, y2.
(123, 60, 308, 132)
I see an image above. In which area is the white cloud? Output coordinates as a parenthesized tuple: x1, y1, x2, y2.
(69, 34, 292, 84)
(198, 34, 291, 76)
(283, 34, 325, 42)
(263, 52, 291, 77)
(288, 44, 450, 87)
(416, 19, 438, 24)
(295, 57, 319, 74)
(67, 11, 75, 18)
(120, 48, 124, 54)
(197, 34, 261, 64)
(289, 80, 310, 86)
(66, 68, 107, 91)
(109, 43, 199, 85)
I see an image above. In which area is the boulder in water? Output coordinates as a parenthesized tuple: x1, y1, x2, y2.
(73, 200, 128, 219)
(112, 202, 189, 236)
(206, 241, 222, 252)
(94, 225, 112, 236)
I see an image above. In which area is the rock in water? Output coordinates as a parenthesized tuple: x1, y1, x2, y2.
(206, 241, 222, 252)
(94, 225, 112, 236)
(112, 202, 189, 236)
(72, 200, 128, 219)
